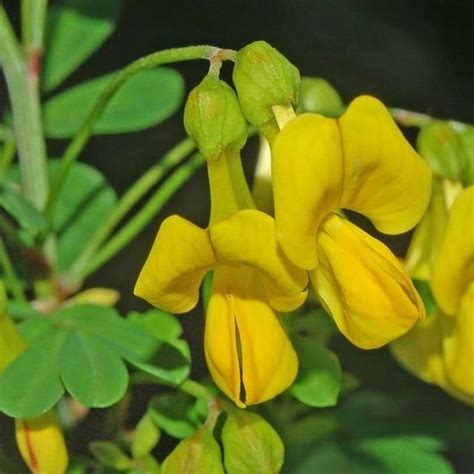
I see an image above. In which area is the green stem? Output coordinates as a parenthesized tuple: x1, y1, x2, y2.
(68, 138, 195, 279)
(21, 0, 48, 51)
(179, 379, 214, 402)
(0, 6, 49, 210)
(0, 238, 26, 302)
(76, 153, 205, 280)
(45, 45, 236, 218)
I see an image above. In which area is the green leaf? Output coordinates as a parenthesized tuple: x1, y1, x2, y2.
(18, 317, 55, 342)
(6, 161, 117, 272)
(131, 413, 161, 460)
(162, 425, 224, 474)
(356, 436, 454, 474)
(285, 308, 337, 344)
(63, 305, 159, 362)
(43, 0, 124, 91)
(128, 310, 190, 385)
(290, 340, 342, 407)
(48, 161, 117, 272)
(0, 183, 48, 234)
(292, 437, 454, 474)
(126, 339, 190, 386)
(43, 69, 184, 137)
(128, 456, 161, 474)
(148, 393, 198, 439)
(222, 408, 284, 474)
(60, 331, 128, 407)
(57, 304, 190, 385)
(89, 441, 132, 470)
(128, 309, 183, 341)
(0, 329, 66, 418)
(6, 301, 42, 320)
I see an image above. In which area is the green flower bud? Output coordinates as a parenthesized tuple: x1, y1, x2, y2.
(184, 75, 247, 162)
(222, 407, 284, 474)
(161, 425, 224, 474)
(297, 77, 344, 118)
(417, 120, 466, 181)
(233, 41, 300, 138)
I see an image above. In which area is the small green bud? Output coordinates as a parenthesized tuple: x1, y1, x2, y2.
(417, 120, 465, 181)
(184, 75, 247, 162)
(297, 77, 344, 117)
(233, 41, 300, 138)
(161, 425, 224, 474)
(222, 408, 284, 474)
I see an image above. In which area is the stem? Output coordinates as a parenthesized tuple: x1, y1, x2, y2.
(45, 45, 236, 217)
(389, 108, 432, 128)
(76, 153, 205, 280)
(22, 0, 48, 51)
(0, 238, 26, 302)
(0, 6, 49, 210)
(179, 379, 214, 402)
(68, 138, 195, 279)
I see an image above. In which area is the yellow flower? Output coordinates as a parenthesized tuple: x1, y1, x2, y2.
(16, 410, 69, 474)
(392, 186, 474, 403)
(271, 95, 432, 348)
(135, 210, 307, 407)
(136, 75, 308, 406)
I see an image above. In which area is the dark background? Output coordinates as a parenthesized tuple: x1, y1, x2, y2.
(1, 0, 474, 470)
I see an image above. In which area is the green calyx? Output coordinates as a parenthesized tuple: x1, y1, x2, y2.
(184, 75, 248, 162)
(233, 40, 300, 140)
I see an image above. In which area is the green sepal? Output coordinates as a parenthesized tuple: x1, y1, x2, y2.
(233, 41, 300, 139)
(184, 75, 247, 162)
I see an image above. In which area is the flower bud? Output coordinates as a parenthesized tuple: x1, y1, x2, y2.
(417, 121, 466, 181)
(221, 407, 284, 474)
(297, 77, 344, 117)
(233, 41, 300, 138)
(161, 424, 224, 474)
(16, 410, 69, 474)
(184, 75, 247, 162)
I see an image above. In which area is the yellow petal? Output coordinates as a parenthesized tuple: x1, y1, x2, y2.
(312, 214, 424, 349)
(272, 113, 343, 269)
(205, 268, 242, 407)
(134, 216, 216, 313)
(209, 209, 308, 312)
(16, 409, 68, 474)
(442, 282, 474, 395)
(431, 185, 474, 315)
(204, 267, 298, 407)
(390, 313, 448, 387)
(391, 309, 474, 406)
(339, 96, 432, 234)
